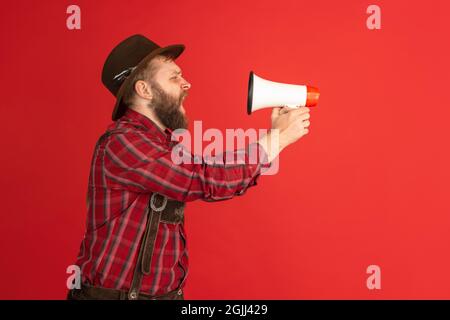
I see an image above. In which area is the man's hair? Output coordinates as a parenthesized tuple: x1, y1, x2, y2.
(122, 54, 174, 107)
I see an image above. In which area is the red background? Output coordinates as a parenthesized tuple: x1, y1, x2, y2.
(1, 0, 449, 299)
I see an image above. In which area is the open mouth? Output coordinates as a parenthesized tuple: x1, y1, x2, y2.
(179, 95, 187, 106)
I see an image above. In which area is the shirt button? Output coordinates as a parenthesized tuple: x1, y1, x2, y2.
(177, 289, 183, 295)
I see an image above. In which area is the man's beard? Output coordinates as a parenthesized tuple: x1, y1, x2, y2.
(148, 81, 188, 130)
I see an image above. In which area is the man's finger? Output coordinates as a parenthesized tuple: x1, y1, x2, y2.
(271, 107, 282, 119)
(297, 106, 310, 114)
(288, 107, 310, 117)
(295, 112, 311, 121)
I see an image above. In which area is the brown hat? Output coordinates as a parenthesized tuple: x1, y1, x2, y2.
(101, 34, 185, 120)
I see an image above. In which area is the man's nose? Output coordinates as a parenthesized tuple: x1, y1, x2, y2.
(181, 79, 191, 91)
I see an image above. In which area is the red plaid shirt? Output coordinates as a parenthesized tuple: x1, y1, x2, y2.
(74, 108, 268, 295)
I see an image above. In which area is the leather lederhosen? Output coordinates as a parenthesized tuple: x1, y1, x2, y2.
(68, 192, 186, 300)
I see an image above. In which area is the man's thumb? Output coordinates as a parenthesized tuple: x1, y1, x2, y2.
(271, 107, 281, 118)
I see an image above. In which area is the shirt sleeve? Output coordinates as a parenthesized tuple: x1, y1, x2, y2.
(102, 130, 270, 202)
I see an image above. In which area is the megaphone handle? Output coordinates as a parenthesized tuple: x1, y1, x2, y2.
(284, 104, 300, 109)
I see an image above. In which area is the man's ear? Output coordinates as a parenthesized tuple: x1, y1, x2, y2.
(134, 80, 152, 100)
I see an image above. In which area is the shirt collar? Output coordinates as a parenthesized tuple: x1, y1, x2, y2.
(121, 108, 174, 144)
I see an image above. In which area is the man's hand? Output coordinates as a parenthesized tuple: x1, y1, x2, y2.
(272, 106, 310, 147)
(258, 106, 311, 162)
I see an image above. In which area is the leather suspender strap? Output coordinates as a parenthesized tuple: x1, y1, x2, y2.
(142, 195, 165, 275)
(128, 193, 167, 300)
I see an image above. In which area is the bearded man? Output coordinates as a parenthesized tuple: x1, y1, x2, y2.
(68, 34, 311, 300)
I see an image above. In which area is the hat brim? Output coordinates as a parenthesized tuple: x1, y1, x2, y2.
(111, 44, 185, 121)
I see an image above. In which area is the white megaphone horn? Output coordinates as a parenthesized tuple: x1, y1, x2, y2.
(247, 71, 320, 114)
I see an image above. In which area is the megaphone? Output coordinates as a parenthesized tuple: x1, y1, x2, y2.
(247, 71, 320, 114)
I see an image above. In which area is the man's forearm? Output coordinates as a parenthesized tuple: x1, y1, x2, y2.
(257, 129, 287, 163)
